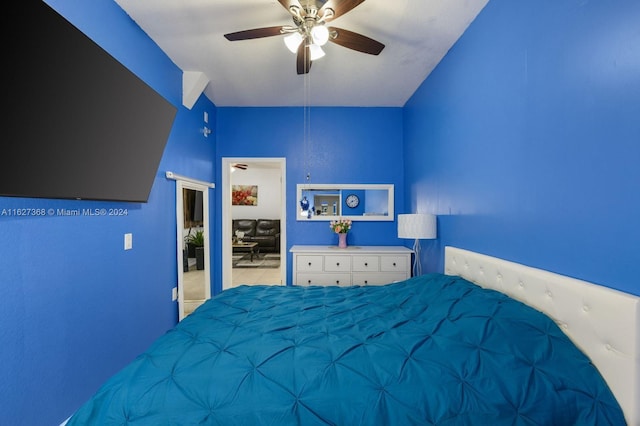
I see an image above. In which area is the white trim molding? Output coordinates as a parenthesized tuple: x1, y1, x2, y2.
(165, 171, 214, 188)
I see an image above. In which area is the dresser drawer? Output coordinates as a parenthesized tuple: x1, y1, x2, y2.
(380, 256, 408, 272)
(352, 255, 380, 272)
(296, 255, 323, 272)
(323, 255, 351, 272)
(297, 273, 352, 287)
(353, 272, 408, 286)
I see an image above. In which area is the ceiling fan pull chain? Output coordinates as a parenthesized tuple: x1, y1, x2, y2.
(303, 55, 313, 187)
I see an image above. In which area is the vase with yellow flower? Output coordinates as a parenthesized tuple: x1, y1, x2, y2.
(330, 218, 352, 248)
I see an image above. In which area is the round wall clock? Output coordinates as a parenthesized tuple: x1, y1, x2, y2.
(345, 194, 360, 208)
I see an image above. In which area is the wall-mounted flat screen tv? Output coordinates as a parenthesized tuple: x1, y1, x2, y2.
(3, 1, 177, 203)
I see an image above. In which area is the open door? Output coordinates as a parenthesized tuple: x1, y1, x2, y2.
(221, 158, 286, 290)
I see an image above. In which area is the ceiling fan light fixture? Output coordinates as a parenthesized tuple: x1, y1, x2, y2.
(284, 32, 303, 53)
(224, 1, 385, 74)
(309, 43, 325, 60)
(311, 25, 329, 46)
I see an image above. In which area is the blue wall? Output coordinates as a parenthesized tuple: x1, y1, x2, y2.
(0, 1, 215, 424)
(215, 107, 404, 289)
(2, 0, 639, 424)
(403, 0, 640, 296)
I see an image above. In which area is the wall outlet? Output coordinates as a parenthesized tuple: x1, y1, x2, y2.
(172, 287, 178, 301)
(124, 233, 133, 250)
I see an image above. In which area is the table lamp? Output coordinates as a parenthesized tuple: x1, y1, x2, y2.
(398, 213, 437, 276)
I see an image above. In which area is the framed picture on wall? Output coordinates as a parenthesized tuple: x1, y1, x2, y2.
(232, 185, 258, 206)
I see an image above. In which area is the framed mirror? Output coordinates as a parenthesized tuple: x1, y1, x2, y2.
(296, 184, 394, 221)
(174, 178, 211, 321)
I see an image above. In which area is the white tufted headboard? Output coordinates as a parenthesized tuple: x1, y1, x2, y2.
(444, 246, 639, 426)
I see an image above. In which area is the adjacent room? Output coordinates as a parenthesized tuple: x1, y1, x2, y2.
(2, 0, 638, 424)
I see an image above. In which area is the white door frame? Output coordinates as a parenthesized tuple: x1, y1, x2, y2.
(221, 157, 286, 290)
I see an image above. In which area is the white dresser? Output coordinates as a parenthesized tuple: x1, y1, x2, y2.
(290, 245, 413, 287)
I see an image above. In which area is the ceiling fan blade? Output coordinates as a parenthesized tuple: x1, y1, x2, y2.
(296, 43, 311, 75)
(319, 0, 366, 22)
(224, 26, 285, 41)
(277, 0, 303, 12)
(328, 26, 384, 55)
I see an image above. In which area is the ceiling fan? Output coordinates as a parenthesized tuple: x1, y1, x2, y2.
(224, 0, 385, 75)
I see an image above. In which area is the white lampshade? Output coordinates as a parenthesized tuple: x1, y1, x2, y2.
(284, 32, 303, 53)
(398, 214, 437, 240)
(309, 44, 325, 60)
(311, 25, 329, 46)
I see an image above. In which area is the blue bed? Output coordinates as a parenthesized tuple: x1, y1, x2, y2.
(67, 274, 625, 425)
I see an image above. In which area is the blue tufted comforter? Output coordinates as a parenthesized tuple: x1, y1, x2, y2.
(68, 274, 625, 425)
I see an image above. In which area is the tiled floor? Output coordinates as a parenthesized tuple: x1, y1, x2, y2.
(183, 269, 206, 299)
(182, 261, 281, 317)
(232, 265, 282, 287)
(184, 264, 281, 295)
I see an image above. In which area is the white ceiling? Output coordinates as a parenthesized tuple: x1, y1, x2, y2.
(114, 0, 489, 107)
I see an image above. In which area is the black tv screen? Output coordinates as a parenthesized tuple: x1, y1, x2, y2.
(3, 1, 177, 203)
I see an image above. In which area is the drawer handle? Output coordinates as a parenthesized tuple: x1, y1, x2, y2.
(308, 262, 312, 266)
(393, 262, 397, 267)
(307, 279, 312, 284)
(336, 280, 340, 284)
(364, 280, 368, 284)
(364, 262, 368, 266)
(336, 262, 340, 266)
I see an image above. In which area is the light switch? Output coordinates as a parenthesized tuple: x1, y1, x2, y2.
(124, 233, 133, 250)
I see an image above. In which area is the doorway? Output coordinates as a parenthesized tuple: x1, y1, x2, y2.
(173, 176, 212, 320)
(221, 158, 286, 290)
